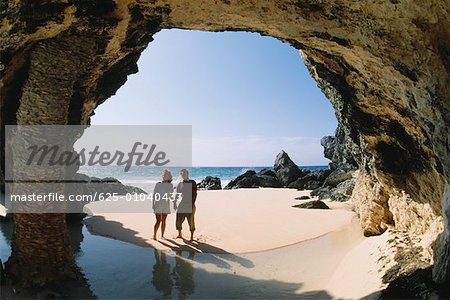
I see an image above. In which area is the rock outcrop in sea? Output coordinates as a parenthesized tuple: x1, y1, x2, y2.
(224, 145, 355, 197)
(288, 169, 332, 190)
(273, 150, 306, 186)
(271, 148, 355, 203)
(198, 176, 222, 190)
(224, 169, 282, 189)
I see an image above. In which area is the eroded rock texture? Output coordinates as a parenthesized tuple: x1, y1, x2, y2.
(321, 125, 357, 172)
(0, 0, 449, 287)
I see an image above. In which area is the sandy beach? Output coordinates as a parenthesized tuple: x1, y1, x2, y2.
(83, 188, 355, 253)
(83, 188, 387, 298)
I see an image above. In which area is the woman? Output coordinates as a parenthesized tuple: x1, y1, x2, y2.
(152, 169, 173, 240)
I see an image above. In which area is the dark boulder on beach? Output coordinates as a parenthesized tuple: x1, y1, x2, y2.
(257, 169, 277, 178)
(254, 175, 282, 188)
(288, 169, 332, 190)
(295, 195, 311, 200)
(224, 169, 282, 189)
(324, 169, 354, 187)
(224, 170, 255, 189)
(258, 168, 277, 177)
(231, 176, 260, 189)
(271, 150, 333, 190)
(310, 169, 332, 182)
(224, 170, 256, 189)
(289, 178, 322, 190)
(311, 171, 356, 202)
(311, 186, 333, 200)
(198, 176, 222, 190)
(292, 200, 330, 209)
(330, 178, 356, 202)
(255, 169, 283, 187)
(274, 150, 305, 186)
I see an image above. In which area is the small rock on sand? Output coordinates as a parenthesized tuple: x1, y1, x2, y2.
(292, 200, 330, 209)
(295, 195, 311, 200)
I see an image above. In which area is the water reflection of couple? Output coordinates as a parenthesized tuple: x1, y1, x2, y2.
(152, 249, 195, 298)
(153, 169, 198, 241)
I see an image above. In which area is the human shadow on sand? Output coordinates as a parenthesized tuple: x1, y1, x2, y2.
(83, 216, 149, 247)
(84, 216, 254, 269)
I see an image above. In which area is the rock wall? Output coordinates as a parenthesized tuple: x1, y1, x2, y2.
(1, 0, 449, 285)
(321, 125, 357, 172)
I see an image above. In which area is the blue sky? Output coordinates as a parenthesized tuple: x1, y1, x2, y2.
(91, 29, 337, 166)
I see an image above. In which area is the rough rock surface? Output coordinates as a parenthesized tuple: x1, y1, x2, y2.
(224, 169, 282, 189)
(224, 170, 256, 189)
(312, 127, 358, 201)
(321, 125, 357, 172)
(310, 168, 356, 202)
(198, 176, 222, 190)
(258, 169, 277, 177)
(288, 169, 331, 190)
(323, 169, 354, 187)
(288, 131, 356, 199)
(0, 0, 449, 289)
(293, 200, 330, 210)
(311, 186, 332, 200)
(274, 150, 304, 186)
(330, 178, 356, 202)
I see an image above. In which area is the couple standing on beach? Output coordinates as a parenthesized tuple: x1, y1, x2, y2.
(152, 169, 198, 241)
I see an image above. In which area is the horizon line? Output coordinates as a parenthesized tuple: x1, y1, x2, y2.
(190, 164, 329, 168)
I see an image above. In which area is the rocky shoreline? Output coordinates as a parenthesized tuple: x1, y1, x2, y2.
(198, 127, 358, 204)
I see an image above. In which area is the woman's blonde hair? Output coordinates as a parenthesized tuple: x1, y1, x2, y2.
(162, 169, 172, 182)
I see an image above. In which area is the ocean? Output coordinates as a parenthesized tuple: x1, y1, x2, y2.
(77, 165, 328, 191)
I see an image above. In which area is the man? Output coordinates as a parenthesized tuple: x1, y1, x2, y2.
(174, 169, 198, 241)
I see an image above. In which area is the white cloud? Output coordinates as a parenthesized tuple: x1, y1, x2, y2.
(192, 135, 329, 167)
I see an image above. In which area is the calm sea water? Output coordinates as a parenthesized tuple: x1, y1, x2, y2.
(78, 165, 328, 190)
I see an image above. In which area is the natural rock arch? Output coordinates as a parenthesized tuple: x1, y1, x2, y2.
(0, 0, 449, 290)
